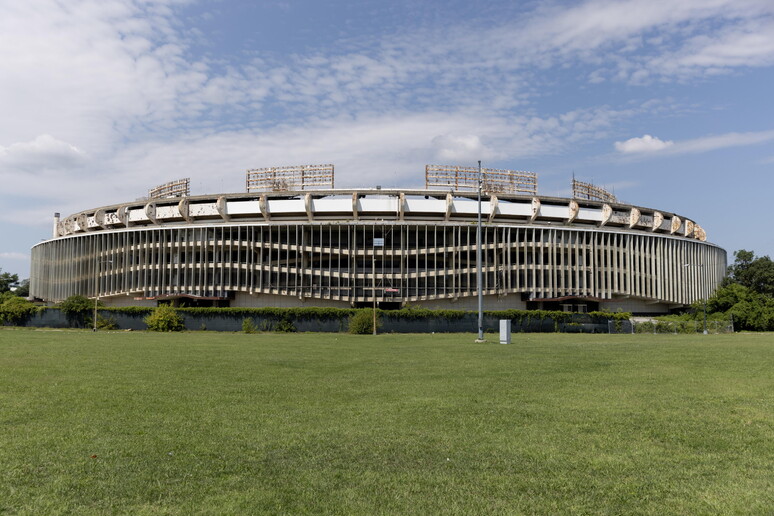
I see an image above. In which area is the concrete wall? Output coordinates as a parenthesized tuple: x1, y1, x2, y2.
(15, 308, 617, 334)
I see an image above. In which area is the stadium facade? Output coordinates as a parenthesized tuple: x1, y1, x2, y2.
(30, 175, 726, 314)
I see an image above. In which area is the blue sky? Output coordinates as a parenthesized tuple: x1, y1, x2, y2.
(2, 0, 774, 278)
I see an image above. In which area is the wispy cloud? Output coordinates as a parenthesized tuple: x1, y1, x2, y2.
(676, 130, 774, 154)
(245, 0, 774, 119)
(614, 130, 774, 157)
(0, 252, 29, 261)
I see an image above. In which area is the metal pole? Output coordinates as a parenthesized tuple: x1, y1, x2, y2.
(703, 299, 708, 335)
(476, 160, 484, 341)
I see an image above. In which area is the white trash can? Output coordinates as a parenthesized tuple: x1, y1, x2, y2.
(499, 320, 511, 344)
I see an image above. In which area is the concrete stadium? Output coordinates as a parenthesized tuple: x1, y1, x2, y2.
(30, 166, 726, 314)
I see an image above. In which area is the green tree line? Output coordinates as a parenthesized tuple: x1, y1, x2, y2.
(703, 250, 774, 331)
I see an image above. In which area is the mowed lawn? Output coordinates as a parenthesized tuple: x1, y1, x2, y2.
(0, 330, 772, 515)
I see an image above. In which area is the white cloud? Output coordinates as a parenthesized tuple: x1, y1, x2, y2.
(0, 135, 87, 171)
(615, 134, 674, 153)
(431, 135, 487, 162)
(615, 130, 774, 157)
(0, 252, 29, 261)
(0, 0, 246, 154)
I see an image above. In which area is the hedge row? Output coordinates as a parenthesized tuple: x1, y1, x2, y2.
(85, 305, 631, 323)
(16, 305, 636, 320)
(3, 292, 633, 332)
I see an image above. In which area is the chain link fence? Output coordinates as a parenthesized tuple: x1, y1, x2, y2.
(610, 318, 735, 334)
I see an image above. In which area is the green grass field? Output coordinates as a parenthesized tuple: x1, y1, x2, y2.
(1, 329, 772, 515)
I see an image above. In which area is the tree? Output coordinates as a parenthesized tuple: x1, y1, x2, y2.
(14, 279, 30, 298)
(58, 295, 94, 317)
(0, 270, 19, 293)
(727, 250, 774, 296)
(705, 249, 774, 331)
(58, 294, 97, 328)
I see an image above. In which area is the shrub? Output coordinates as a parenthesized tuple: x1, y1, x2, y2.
(349, 309, 380, 334)
(655, 321, 672, 334)
(0, 296, 37, 325)
(58, 295, 94, 317)
(58, 295, 100, 328)
(635, 321, 655, 334)
(95, 315, 119, 331)
(242, 317, 257, 334)
(144, 305, 185, 332)
(275, 318, 296, 333)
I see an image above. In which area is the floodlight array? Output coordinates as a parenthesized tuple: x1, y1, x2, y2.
(425, 164, 538, 195)
(246, 164, 334, 192)
(148, 178, 190, 199)
(572, 178, 617, 203)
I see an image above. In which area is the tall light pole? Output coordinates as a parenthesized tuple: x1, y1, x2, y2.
(476, 160, 484, 342)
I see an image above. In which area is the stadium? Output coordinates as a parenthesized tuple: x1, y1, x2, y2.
(30, 165, 726, 314)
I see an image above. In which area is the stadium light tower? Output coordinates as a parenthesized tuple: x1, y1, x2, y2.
(476, 160, 485, 342)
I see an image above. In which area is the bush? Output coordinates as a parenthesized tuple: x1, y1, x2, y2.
(0, 296, 37, 325)
(242, 317, 257, 334)
(58, 295, 94, 317)
(144, 305, 185, 332)
(95, 315, 119, 331)
(58, 295, 100, 328)
(349, 309, 381, 334)
(275, 318, 296, 333)
(635, 321, 655, 334)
